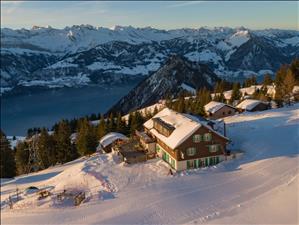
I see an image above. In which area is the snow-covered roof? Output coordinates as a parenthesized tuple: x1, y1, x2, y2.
(204, 101, 235, 114)
(211, 85, 276, 100)
(144, 108, 228, 149)
(236, 99, 266, 111)
(100, 132, 129, 148)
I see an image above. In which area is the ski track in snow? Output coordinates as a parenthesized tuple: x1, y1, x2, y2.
(1, 104, 299, 224)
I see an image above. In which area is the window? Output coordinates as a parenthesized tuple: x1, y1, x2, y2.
(222, 112, 225, 115)
(153, 117, 175, 137)
(208, 144, 220, 153)
(186, 147, 196, 156)
(228, 110, 232, 114)
(193, 134, 202, 143)
(203, 133, 212, 142)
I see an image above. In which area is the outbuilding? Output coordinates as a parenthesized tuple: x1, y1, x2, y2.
(98, 132, 129, 153)
(236, 99, 270, 112)
(204, 101, 238, 119)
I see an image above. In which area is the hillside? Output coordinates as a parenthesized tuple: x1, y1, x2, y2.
(108, 55, 220, 114)
(1, 104, 298, 224)
(1, 26, 298, 93)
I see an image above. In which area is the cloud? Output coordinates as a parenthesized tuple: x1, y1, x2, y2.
(1, 1, 24, 14)
(167, 1, 204, 8)
(1, 1, 24, 5)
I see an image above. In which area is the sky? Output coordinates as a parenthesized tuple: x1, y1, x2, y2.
(1, 1, 298, 30)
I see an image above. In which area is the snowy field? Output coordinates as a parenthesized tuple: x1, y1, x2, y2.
(1, 104, 299, 224)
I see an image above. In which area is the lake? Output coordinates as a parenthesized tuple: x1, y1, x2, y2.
(1, 84, 136, 136)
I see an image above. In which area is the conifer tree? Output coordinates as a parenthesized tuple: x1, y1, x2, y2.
(97, 115, 107, 138)
(243, 75, 257, 87)
(77, 119, 98, 156)
(275, 65, 288, 86)
(198, 87, 211, 106)
(230, 82, 242, 104)
(283, 69, 296, 105)
(54, 120, 77, 163)
(128, 111, 145, 136)
(116, 112, 127, 133)
(263, 74, 273, 86)
(284, 69, 296, 94)
(0, 131, 16, 178)
(15, 141, 29, 175)
(177, 95, 185, 113)
(195, 102, 206, 116)
(36, 128, 56, 169)
(289, 58, 299, 82)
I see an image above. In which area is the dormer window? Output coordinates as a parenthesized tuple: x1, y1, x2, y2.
(153, 117, 175, 137)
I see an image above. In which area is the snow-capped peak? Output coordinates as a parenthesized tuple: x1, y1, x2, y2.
(227, 30, 251, 47)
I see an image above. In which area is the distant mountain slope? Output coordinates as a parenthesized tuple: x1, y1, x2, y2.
(1, 25, 298, 93)
(108, 55, 220, 114)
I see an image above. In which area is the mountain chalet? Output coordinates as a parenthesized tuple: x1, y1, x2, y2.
(137, 108, 230, 171)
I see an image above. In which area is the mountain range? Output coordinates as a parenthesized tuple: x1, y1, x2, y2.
(1, 25, 298, 94)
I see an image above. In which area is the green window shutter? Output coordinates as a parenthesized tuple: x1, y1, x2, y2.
(195, 159, 199, 168)
(172, 159, 175, 168)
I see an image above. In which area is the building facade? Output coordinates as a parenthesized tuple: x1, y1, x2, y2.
(204, 101, 238, 120)
(141, 108, 229, 171)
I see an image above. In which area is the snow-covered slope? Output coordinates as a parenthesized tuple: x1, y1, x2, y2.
(1, 104, 298, 224)
(1, 26, 298, 93)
